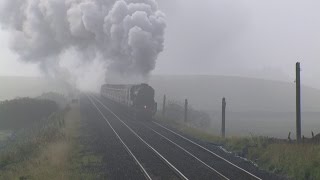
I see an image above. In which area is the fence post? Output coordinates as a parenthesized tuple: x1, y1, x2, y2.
(162, 95, 166, 118)
(222, 97, 226, 138)
(296, 62, 301, 142)
(288, 132, 292, 143)
(184, 99, 188, 123)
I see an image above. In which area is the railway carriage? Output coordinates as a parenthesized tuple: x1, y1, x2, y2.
(101, 83, 157, 120)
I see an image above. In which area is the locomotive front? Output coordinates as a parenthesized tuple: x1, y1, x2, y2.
(101, 83, 157, 120)
(130, 84, 157, 120)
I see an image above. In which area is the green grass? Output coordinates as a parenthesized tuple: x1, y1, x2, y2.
(69, 142, 104, 180)
(157, 116, 320, 180)
(249, 143, 320, 179)
(0, 102, 108, 180)
(0, 110, 66, 179)
(0, 130, 11, 143)
(68, 127, 105, 179)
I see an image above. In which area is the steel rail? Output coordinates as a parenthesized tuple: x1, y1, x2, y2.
(153, 121, 263, 180)
(91, 95, 189, 180)
(140, 122, 230, 180)
(106, 107, 230, 180)
(87, 95, 152, 180)
(97, 105, 229, 180)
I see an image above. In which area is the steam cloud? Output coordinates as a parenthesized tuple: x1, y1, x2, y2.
(0, 0, 166, 87)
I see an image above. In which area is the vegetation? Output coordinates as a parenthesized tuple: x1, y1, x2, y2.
(0, 108, 67, 179)
(0, 98, 58, 130)
(0, 131, 11, 143)
(0, 99, 102, 179)
(37, 92, 69, 109)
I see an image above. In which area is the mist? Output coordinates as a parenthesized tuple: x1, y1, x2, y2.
(156, 0, 320, 88)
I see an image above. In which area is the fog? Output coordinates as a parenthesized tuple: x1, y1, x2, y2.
(150, 75, 320, 138)
(156, 0, 320, 88)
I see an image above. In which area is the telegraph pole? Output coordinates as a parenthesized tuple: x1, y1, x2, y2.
(222, 97, 226, 138)
(296, 62, 301, 142)
(184, 99, 188, 123)
(162, 95, 166, 117)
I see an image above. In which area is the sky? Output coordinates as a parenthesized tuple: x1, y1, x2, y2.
(0, 0, 320, 88)
(155, 0, 320, 87)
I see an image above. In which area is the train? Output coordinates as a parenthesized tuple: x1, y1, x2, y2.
(100, 83, 157, 120)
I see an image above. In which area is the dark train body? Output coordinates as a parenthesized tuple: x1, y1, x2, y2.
(101, 83, 157, 120)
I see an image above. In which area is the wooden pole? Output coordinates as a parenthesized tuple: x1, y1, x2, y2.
(184, 99, 188, 123)
(162, 95, 166, 117)
(296, 62, 301, 142)
(222, 97, 226, 138)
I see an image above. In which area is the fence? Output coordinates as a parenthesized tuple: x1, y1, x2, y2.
(159, 96, 212, 131)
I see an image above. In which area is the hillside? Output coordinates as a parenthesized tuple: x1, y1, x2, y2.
(150, 75, 320, 112)
(149, 75, 320, 138)
(4, 75, 320, 112)
(1, 75, 320, 137)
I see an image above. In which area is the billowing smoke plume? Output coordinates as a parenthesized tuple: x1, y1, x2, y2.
(0, 0, 166, 89)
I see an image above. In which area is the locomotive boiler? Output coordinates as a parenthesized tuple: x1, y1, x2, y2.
(100, 83, 157, 120)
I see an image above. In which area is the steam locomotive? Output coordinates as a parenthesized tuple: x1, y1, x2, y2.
(100, 83, 157, 120)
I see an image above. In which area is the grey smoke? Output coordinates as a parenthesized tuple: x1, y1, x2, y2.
(0, 0, 166, 79)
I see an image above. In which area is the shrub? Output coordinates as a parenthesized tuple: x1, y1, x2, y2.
(0, 98, 58, 130)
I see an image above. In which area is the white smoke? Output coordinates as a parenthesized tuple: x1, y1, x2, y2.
(0, 0, 166, 89)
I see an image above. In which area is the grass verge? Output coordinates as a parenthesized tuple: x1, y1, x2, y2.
(0, 103, 103, 180)
(157, 117, 320, 180)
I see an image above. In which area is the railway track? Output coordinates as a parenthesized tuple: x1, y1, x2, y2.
(86, 94, 183, 180)
(90, 94, 228, 180)
(86, 94, 273, 180)
(88, 96, 153, 180)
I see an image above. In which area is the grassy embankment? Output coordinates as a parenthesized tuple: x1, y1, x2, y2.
(0, 131, 11, 143)
(156, 116, 320, 180)
(0, 101, 102, 179)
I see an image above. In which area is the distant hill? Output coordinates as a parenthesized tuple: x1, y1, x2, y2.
(150, 75, 320, 112)
(2, 75, 319, 113)
(0, 76, 72, 101)
(2, 75, 319, 137)
(150, 75, 320, 137)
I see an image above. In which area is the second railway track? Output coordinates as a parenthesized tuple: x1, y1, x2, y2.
(90, 94, 267, 180)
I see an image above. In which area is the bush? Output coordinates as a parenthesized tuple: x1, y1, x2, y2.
(0, 98, 58, 130)
(37, 92, 68, 109)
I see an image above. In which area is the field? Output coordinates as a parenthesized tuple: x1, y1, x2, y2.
(150, 75, 320, 138)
